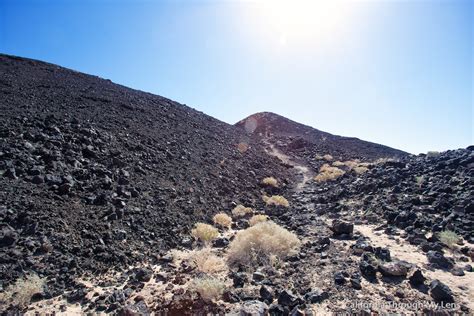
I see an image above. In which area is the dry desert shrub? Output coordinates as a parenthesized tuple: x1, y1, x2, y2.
(353, 166, 369, 174)
(191, 223, 219, 244)
(314, 164, 345, 182)
(212, 213, 232, 228)
(333, 160, 370, 174)
(332, 161, 345, 167)
(315, 154, 334, 161)
(323, 154, 333, 161)
(188, 248, 227, 274)
(262, 177, 278, 187)
(227, 221, 300, 267)
(190, 276, 226, 302)
(0, 273, 45, 309)
(249, 214, 269, 226)
(263, 195, 289, 207)
(438, 230, 460, 249)
(319, 163, 334, 172)
(343, 160, 359, 169)
(231, 204, 253, 218)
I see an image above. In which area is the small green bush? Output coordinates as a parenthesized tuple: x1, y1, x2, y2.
(438, 230, 460, 249)
(415, 175, 425, 187)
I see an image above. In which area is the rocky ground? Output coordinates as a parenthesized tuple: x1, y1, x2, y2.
(15, 139, 474, 316)
(0, 54, 294, 313)
(1, 54, 473, 315)
(244, 138, 474, 315)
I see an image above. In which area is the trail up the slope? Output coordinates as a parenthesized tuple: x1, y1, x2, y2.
(262, 139, 314, 191)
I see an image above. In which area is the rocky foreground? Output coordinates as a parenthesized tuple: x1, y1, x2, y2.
(0, 54, 473, 315)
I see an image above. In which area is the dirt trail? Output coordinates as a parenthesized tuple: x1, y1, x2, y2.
(263, 140, 313, 191)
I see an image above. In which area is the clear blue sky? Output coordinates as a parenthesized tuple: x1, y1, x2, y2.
(1, 0, 472, 154)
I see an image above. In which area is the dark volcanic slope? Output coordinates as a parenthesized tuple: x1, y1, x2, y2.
(236, 112, 408, 161)
(0, 54, 291, 293)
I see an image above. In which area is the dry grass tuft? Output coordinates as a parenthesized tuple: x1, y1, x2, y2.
(262, 177, 278, 187)
(315, 154, 334, 161)
(332, 161, 345, 167)
(190, 276, 226, 302)
(314, 164, 345, 182)
(212, 213, 232, 228)
(319, 163, 335, 172)
(249, 214, 269, 226)
(231, 205, 253, 218)
(263, 195, 289, 207)
(332, 160, 371, 174)
(0, 273, 45, 309)
(227, 221, 300, 267)
(323, 154, 333, 161)
(187, 248, 227, 274)
(353, 166, 369, 174)
(343, 160, 359, 169)
(191, 223, 219, 244)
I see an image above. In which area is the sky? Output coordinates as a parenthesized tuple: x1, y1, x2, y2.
(0, 0, 472, 154)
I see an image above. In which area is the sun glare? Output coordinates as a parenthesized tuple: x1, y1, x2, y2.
(245, 0, 358, 49)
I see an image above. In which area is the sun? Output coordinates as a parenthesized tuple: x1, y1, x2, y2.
(244, 0, 358, 48)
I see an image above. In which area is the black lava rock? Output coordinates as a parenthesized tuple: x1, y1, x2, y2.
(429, 280, 454, 302)
(232, 272, 248, 288)
(134, 268, 152, 283)
(426, 251, 455, 270)
(304, 289, 329, 303)
(334, 271, 347, 285)
(278, 290, 299, 307)
(259, 285, 274, 304)
(409, 269, 426, 286)
(359, 255, 378, 280)
(330, 220, 354, 236)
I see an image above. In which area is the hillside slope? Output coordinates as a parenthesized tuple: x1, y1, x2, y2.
(0, 54, 291, 295)
(236, 112, 408, 161)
